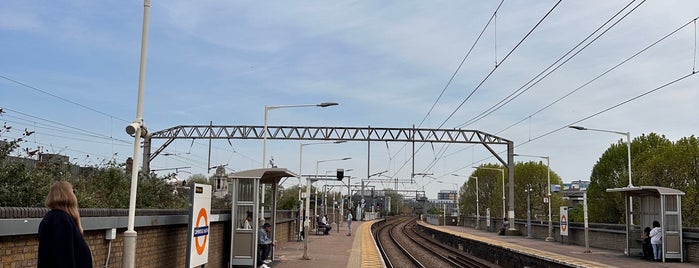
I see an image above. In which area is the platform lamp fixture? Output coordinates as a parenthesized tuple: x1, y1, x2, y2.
(569, 125, 635, 225)
(568, 126, 632, 188)
(513, 153, 555, 242)
(262, 102, 338, 228)
(454, 175, 479, 230)
(303, 156, 350, 259)
(298, 141, 346, 259)
(472, 166, 506, 220)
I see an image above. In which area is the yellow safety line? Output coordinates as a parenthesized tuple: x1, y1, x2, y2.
(360, 220, 385, 268)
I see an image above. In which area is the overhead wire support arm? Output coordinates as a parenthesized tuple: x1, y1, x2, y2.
(148, 125, 511, 160)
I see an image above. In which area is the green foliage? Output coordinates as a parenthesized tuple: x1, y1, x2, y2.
(277, 184, 301, 210)
(586, 133, 699, 226)
(427, 206, 443, 215)
(383, 189, 404, 215)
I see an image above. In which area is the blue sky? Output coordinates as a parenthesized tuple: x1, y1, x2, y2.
(2, 1, 698, 199)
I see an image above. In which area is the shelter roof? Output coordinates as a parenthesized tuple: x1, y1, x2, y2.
(606, 185, 685, 197)
(229, 168, 298, 184)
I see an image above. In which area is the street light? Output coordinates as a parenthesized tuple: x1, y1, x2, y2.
(471, 176, 479, 230)
(123, 1, 151, 267)
(472, 166, 506, 220)
(436, 180, 459, 225)
(513, 153, 555, 242)
(524, 186, 533, 238)
(262, 102, 338, 233)
(299, 141, 346, 259)
(263, 102, 338, 167)
(569, 125, 635, 228)
(568, 126, 632, 187)
(315, 158, 351, 222)
(303, 156, 350, 259)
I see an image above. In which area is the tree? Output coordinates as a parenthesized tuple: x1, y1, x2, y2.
(383, 189, 404, 216)
(277, 184, 302, 210)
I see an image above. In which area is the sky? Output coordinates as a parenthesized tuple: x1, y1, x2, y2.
(2, 0, 698, 199)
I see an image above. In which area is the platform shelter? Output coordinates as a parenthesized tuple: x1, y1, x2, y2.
(228, 168, 297, 267)
(607, 186, 684, 262)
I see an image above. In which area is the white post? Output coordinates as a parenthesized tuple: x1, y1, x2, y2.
(471, 176, 479, 230)
(123, 1, 150, 267)
(584, 192, 591, 253)
(545, 156, 554, 242)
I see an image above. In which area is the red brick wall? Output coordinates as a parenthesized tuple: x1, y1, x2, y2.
(0, 220, 301, 268)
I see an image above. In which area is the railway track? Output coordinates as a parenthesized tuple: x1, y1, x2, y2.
(374, 216, 498, 268)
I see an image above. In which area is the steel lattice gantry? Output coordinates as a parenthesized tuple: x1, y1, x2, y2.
(142, 124, 517, 228)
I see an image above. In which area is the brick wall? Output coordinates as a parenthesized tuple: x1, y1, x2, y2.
(0, 220, 301, 268)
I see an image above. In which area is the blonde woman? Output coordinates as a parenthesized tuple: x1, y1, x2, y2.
(37, 181, 93, 268)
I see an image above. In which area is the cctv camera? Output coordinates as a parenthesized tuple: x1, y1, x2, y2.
(125, 122, 141, 137)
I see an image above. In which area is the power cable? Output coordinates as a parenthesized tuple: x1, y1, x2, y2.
(0, 74, 130, 123)
(391, 1, 563, 179)
(457, 0, 645, 128)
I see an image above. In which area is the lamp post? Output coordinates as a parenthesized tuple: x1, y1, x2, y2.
(299, 141, 346, 259)
(315, 158, 351, 224)
(263, 102, 338, 167)
(303, 156, 350, 259)
(472, 166, 506, 220)
(472, 176, 479, 230)
(514, 153, 555, 242)
(262, 102, 338, 231)
(525, 185, 533, 238)
(568, 126, 632, 188)
(123, 1, 150, 267)
(569, 125, 634, 231)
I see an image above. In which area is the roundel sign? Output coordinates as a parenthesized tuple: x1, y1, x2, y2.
(188, 184, 211, 267)
(560, 207, 569, 236)
(194, 207, 209, 255)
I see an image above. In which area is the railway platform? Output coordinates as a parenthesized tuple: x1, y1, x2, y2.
(268, 218, 695, 268)
(271, 219, 381, 268)
(428, 222, 695, 268)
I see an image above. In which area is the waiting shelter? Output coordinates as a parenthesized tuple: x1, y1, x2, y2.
(228, 168, 298, 267)
(607, 186, 684, 262)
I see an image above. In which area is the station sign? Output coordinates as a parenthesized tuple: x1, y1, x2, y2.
(560, 206, 569, 236)
(187, 184, 211, 267)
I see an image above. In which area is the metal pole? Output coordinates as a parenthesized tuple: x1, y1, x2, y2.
(545, 156, 554, 242)
(301, 144, 310, 259)
(584, 192, 591, 253)
(501, 169, 505, 220)
(471, 176, 479, 230)
(261, 106, 269, 226)
(526, 187, 532, 238)
(123, 1, 150, 267)
(507, 142, 516, 231)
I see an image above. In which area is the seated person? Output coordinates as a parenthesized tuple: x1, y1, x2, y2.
(316, 216, 328, 234)
(321, 214, 332, 235)
(257, 223, 275, 267)
(498, 218, 509, 235)
(240, 211, 253, 229)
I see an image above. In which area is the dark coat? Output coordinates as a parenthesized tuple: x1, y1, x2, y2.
(38, 209, 93, 268)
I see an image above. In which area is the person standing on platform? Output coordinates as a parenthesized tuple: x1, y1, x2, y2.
(641, 226, 653, 260)
(258, 223, 275, 268)
(346, 209, 353, 236)
(649, 220, 662, 262)
(38, 181, 93, 268)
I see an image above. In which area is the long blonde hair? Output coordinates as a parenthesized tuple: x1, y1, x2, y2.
(45, 181, 84, 234)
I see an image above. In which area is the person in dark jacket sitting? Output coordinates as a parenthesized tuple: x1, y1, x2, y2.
(38, 181, 93, 268)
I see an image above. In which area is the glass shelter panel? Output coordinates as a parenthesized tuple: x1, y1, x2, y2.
(237, 178, 255, 202)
